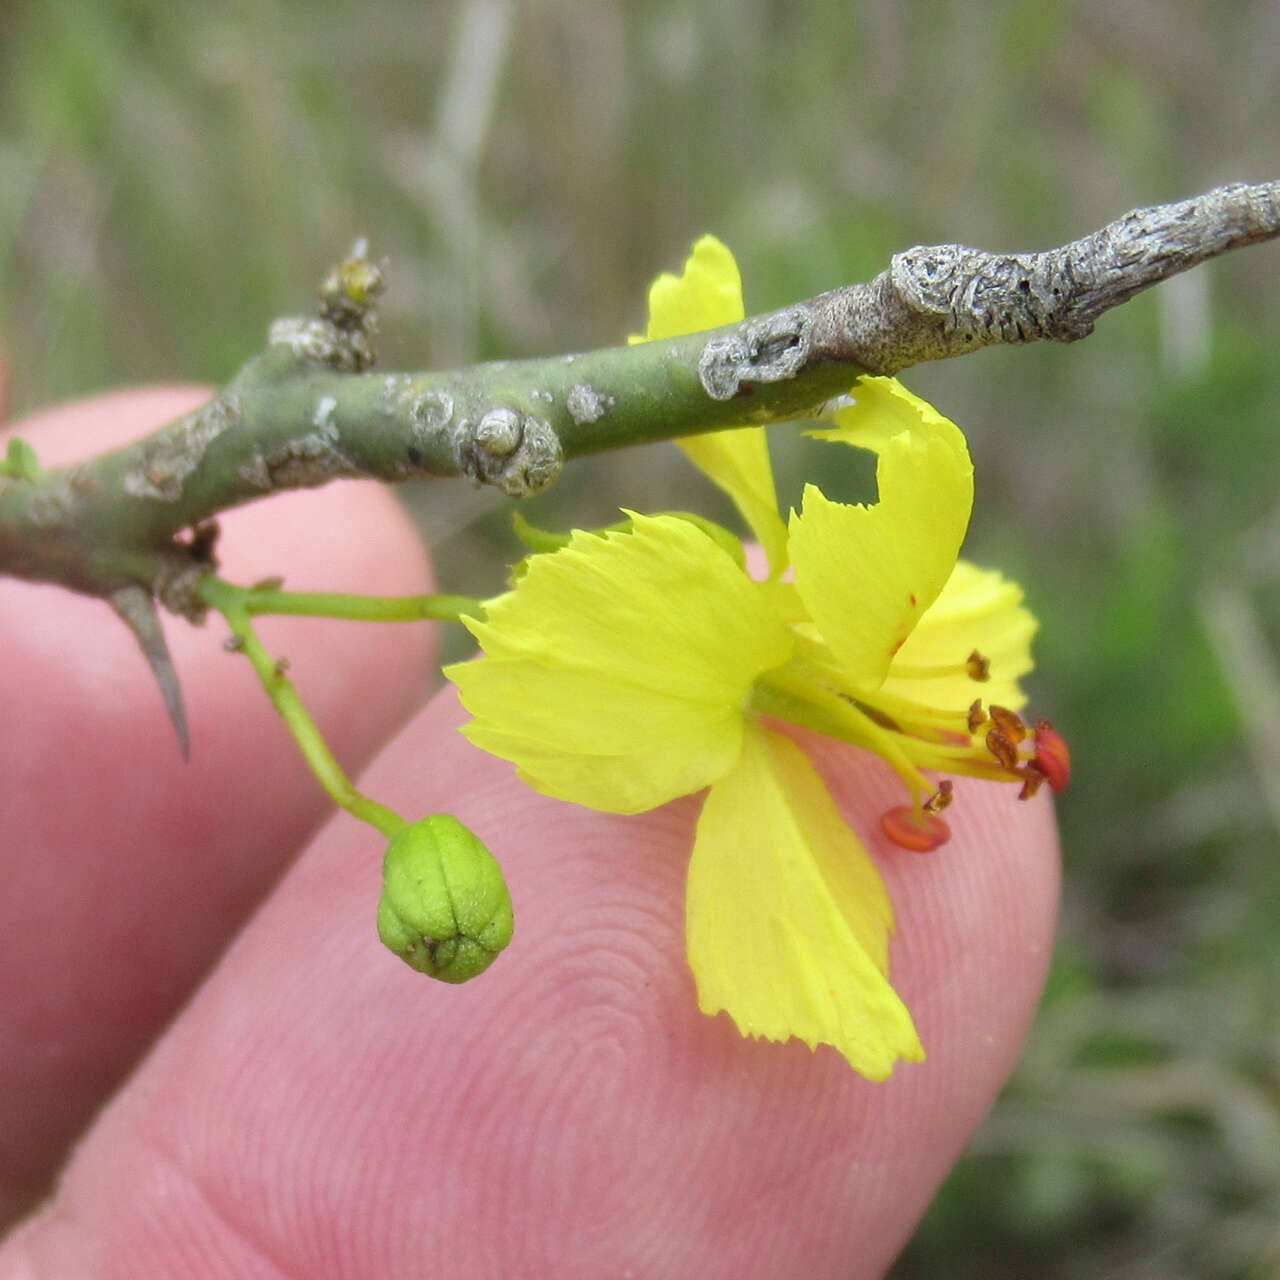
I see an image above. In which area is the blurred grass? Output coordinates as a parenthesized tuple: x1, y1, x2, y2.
(3, 0, 1280, 1273)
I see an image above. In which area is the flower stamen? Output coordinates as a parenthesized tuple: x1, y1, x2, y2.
(923, 779, 954, 813)
(1032, 720, 1071, 792)
(986, 726, 1021, 771)
(881, 803, 951, 852)
(960, 702, 1072, 799)
(1017, 765, 1047, 800)
(887, 649, 991, 682)
(988, 704, 1028, 744)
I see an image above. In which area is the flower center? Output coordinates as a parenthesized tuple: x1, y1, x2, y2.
(751, 649, 1070, 852)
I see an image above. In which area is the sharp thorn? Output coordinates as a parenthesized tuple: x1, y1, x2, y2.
(108, 585, 190, 759)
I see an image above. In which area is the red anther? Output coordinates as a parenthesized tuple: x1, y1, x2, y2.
(986, 727, 1020, 772)
(988, 704, 1027, 744)
(967, 699, 987, 734)
(881, 806, 951, 852)
(966, 650, 991, 682)
(1033, 721, 1071, 792)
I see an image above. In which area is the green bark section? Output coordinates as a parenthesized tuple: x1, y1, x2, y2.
(0, 321, 861, 603)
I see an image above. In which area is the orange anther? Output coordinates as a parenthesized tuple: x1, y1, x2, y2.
(881, 806, 951, 852)
(923, 779, 954, 813)
(966, 650, 991, 682)
(986, 728, 1020, 772)
(1017, 765, 1046, 800)
(967, 699, 987, 734)
(988, 704, 1027, 744)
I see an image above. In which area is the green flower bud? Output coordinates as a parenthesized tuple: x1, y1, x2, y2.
(377, 814, 514, 982)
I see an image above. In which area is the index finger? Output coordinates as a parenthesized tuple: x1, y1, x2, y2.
(3, 688, 1060, 1278)
(0, 386, 438, 1222)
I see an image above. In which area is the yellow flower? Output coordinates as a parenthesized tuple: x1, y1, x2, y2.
(445, 238, 1065, 1078)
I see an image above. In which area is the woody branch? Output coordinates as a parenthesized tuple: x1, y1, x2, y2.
(1, 179, 1277, 621)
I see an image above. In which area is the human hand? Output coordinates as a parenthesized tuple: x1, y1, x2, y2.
(0, 388, 1059, 1279)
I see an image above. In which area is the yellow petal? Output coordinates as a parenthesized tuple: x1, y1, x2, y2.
(686, 723, 924, 1079)
(884, 559, 1037, 710)
(447, 513, 791, 814)
(640, 234, 745, 340)
(807, 375, 961, 454)
(628, 236, 787, 575)
(789, 404, 973, 690)
(677, 429, 788, 578)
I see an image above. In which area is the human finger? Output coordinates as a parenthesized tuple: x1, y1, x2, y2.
(3, 686, 1058, 1278)
(0, 387, 438, 1222)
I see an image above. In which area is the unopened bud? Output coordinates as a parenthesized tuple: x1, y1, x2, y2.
(377, 814, 513, 982)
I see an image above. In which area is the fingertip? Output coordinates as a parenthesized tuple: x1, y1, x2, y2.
(4, 383, 439, 753)
(366, 700, 1062, 1274)
(867, 768, 1061, 1072)
(3, 383, 214, 462)
(794, 740, 1061, 1267)
(8, 671, 1062, 1278)
(0, 385, 440, 1216)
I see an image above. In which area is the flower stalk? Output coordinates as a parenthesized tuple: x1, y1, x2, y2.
(198, 574, 410, 838)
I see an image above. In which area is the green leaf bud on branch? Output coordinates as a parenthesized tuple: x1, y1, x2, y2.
(1, 437, 43, 483)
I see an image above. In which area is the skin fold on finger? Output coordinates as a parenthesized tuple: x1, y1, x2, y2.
(0, 388, 438, 1224)
(2, 687, 1060, 1280)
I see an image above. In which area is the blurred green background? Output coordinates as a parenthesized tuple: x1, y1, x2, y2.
(3, 1, 1279, 1274)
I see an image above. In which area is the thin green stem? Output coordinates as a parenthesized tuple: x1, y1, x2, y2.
(234, 582, 485, 622)
(199, 576, 407, 838)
